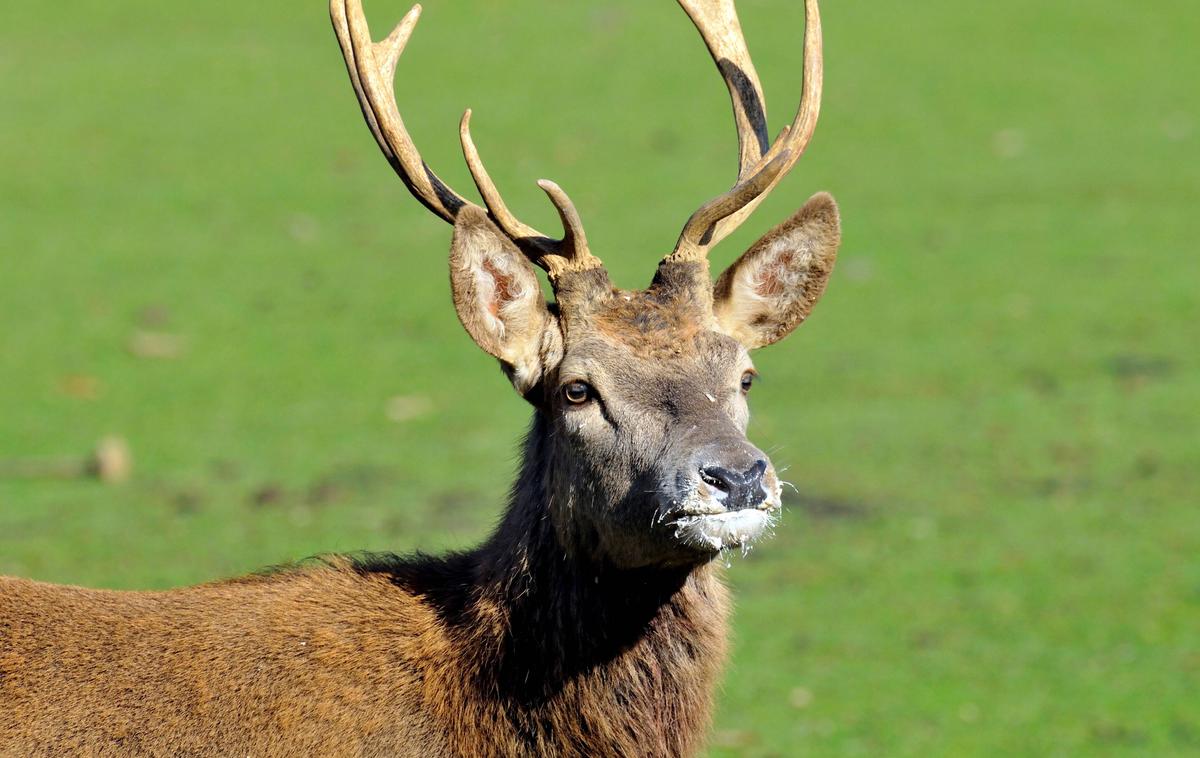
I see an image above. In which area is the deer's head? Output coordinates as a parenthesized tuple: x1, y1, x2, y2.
(332, 0, 839, 567)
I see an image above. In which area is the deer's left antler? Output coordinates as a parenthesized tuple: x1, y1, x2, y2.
(666, 0, 825, 262)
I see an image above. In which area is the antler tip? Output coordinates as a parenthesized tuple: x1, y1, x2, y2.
(458, 109, 476, 153)
(393, 4, 422, 38)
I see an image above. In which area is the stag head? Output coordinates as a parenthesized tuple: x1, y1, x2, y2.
(331, 0, 840, 567)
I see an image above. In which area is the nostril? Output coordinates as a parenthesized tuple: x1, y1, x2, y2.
(699, 463, 768, 511)
(745, 459, 767, 485)
(699, 466, 736, 494)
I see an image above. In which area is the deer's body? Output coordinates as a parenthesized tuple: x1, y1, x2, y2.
(1, 558, 725, 757)
(1, 565, 453, 756)
(2, 0, 841, 754)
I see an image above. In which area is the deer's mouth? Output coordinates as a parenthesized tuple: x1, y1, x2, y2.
(659, 470, 783, 552)
(666, 508, 778, 552)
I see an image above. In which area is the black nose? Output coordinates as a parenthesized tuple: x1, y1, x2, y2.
(699, 460, 768, 511)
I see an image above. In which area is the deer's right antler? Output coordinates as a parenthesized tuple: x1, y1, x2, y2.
(329, 0, 603, 282)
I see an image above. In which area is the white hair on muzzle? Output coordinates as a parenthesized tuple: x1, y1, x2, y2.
(670, 508, 777, 552)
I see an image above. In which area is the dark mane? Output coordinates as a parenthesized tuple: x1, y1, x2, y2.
(348, 549, 481, 629)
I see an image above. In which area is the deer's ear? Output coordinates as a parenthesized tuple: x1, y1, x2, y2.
(712, 192, 841, 349)
(449, 207, 560, 394)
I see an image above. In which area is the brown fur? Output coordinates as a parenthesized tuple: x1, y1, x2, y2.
(1, 414, 728, 757)
(1, 564, 724, 757)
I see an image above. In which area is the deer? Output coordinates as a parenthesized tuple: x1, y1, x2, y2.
(0, 0, 839, 754)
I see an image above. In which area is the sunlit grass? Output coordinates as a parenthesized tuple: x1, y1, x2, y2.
(2, 0, 1198, 754)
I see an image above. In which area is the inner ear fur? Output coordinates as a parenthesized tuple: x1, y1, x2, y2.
(712, 192, 841, 349)
(449, 207, 560, 394)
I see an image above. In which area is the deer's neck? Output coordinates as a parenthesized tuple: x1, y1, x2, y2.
(449, 411, 729, 755)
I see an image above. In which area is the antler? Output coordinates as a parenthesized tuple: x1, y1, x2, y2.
(667, 0, 824, 262)
(329, 0, 602, 281)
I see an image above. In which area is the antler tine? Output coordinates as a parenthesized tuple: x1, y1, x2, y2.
(459, 109, 542, 242)
(331, 0, 470, 221)
(668, 0, 824, 261)
(675, 149, 791, 253)
(535, 180, 603, 279)
(459, 110, 602, 281)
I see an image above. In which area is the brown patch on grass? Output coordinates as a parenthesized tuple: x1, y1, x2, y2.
(305, 464, 398, 507)
(783, 489, 872, 519)
(249, 484, 286, 508)
(1107, 353, 1176, 392)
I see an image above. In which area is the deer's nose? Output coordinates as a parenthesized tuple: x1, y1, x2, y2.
(699, 459, 768, 511)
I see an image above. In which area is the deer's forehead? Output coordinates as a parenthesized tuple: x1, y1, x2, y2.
(559, 330, 746, 384)
(567, 289, 725, 359)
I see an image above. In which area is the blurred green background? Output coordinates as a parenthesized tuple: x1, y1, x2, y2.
(2, 0, 1197, 754)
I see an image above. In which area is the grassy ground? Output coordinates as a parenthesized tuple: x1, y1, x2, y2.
(2, 0, 1198, 754)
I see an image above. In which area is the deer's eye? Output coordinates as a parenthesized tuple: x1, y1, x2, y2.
(563, 381, 592, 405)
(740, 371, 756, 394)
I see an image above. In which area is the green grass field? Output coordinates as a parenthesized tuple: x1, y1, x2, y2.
(2, 0, 1198, 754)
